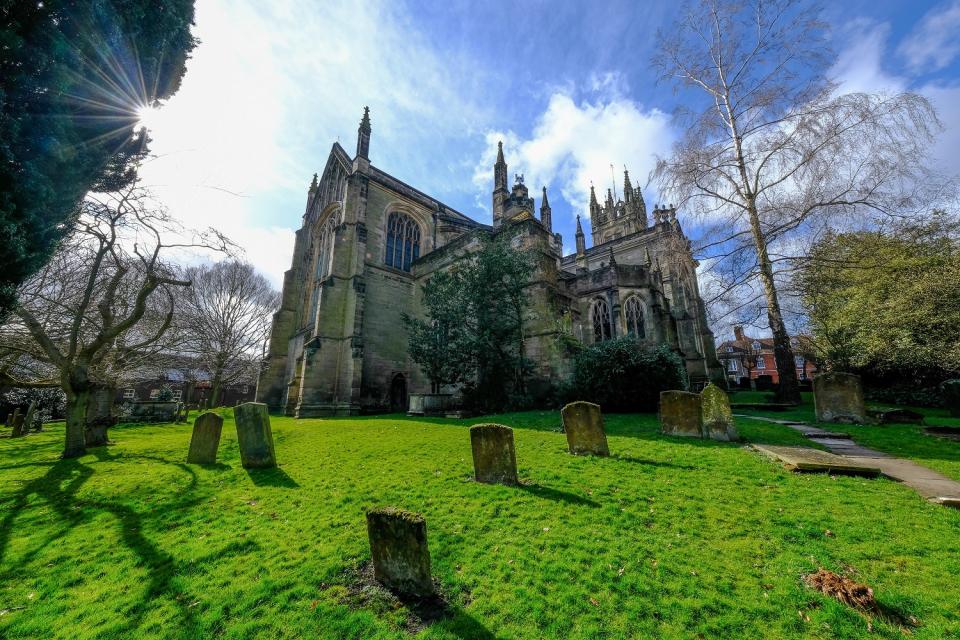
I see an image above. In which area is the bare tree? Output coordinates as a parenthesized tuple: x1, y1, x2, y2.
(0, 184, 230, 457)
(179, 261, 279, 407)
(653, 0, 948, 403)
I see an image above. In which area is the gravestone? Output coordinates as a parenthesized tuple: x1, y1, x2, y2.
(3, 413, 10, 428)
(943, 380, 960, 418)
(234, 402, 276, 468)
(187, 412, 224, 464)
(9, 408, 24, 438)
(366, 507, 434, 597)
(561, 401, 609, 456)
(813, 372, 866, 424)
(469, 423, 518, 485)
(700, 384, 738, 441)
(660, 391, 703, 437)
(22, 401, 37, 434)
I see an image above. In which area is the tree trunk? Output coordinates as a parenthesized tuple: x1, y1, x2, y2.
(210, 375, 222, 408)
(747, 206, 801, 404)
(84, 383, 117, 447)
(63, 390, 90, 458)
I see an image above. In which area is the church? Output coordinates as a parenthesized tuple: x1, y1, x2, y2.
(256, 108, 724, 416)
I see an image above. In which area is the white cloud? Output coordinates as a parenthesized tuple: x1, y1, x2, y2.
(472, 91, 675, 225)
(898, 0, 960, 74)
(830, 21, 906, 94)
(137, 0, 491, 287)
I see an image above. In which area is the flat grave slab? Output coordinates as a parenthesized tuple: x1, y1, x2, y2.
(753, 445, 882, 477)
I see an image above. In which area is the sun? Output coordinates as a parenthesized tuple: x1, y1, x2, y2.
(135, 104, 164, 133)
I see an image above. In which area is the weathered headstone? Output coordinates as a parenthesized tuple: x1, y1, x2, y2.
(943, 379, 960, 418)
(9, 408, 24, 438)
(660, 391, 703, 437)
(469, 423, 519, 485)
(234, 402, 276, 468)
(813, 372, 866, 424)
(700, 384, 738, 441)
(22, 401, 37, 434)
(561, 401, 610, 456)
(187, 412, 224, 464)
(366, 507, 434, 597)
(3, 413, 10, 428)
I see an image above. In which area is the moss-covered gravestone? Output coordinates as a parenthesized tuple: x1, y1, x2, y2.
(700, 384, 738, 441)
(366, 507, 434, 597)
(234, 402, 276, 468)
(9, 408, 24, 438)
(469, 423, 519, 485)
(187, 412, 224, 464)
(660, 391, 703, 437)
(943, 380, 960, 418)
(813, 372, 866, 424)
(561, 401, 610, 456)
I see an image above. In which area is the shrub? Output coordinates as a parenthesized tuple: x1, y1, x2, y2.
(157, 385, 175, 402)
(568, 338, 687, 412)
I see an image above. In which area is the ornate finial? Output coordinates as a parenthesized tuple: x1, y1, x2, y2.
(309, 172, 318, 192)
(575, 214, 584, 234)
(609, 245, 617, 266)
(644, 247, 653, 266)
(360, 106, 371, 129)
(515, 173, 524, 185)
(541, 186, 550, 207)
(496, 140, 505, 164)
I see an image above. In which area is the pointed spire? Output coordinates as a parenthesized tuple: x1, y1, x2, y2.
(356, 106, 371, 159)
(309, 172, 318, 193)
(606, 188, 614, 208)
(575, 214, 586, 256)
(589, 184, 598, 207)
(494, 140, 507, 191)
(540, 186, 552, 232)
(496, 140, 505, 164)
(623, 167, 632, 203)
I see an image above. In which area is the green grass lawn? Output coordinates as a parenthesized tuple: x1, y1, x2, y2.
(1, 410, 959, 639)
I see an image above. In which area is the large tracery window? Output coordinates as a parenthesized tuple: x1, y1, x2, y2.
(592, 299, 612, 342)
(625, 296, 646, 339)
(308, 212, 341, 326)
(385, 212, 421, 272)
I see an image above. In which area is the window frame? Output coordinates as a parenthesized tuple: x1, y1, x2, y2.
(592, 298, 612, 342)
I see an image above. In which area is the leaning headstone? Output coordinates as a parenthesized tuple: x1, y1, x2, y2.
(234, 402, 276, 468)
(366, 507, 434, 597)
(700, 384, 738, 441)
(813, 372, 866, 424)
(187, 412, 224, 464)
(561, 401, 610, 456)
(660, 391, 703, 437)
(9, 408, 24, 438)
(22, 401, 37, 433)
(469, 423, 519, 485)
(943, 380, 960, 418)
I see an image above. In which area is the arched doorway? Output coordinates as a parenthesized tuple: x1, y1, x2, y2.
(390, 374, 407, 412)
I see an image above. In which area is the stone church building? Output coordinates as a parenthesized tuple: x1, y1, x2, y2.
(256, 108, 723, 416)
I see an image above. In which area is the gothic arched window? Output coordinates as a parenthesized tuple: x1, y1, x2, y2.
(308, 211, 340, 326)
(592, 299, 612, 342)
(385, 212, 421, 272)
(625, 296, 646, 339)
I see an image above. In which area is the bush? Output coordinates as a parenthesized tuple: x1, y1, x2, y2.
(567, 338, 687, 412)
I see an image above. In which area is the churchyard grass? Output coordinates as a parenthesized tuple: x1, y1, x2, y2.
(1, 408, 958, 639)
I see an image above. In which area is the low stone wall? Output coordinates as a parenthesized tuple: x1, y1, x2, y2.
(119, 401, 179, 423)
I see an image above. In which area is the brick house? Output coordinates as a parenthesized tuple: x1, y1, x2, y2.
(716, 326, 817, 387)
(116, 369, 256, 408)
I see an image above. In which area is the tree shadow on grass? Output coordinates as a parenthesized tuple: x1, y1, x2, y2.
(516, 482, 600, 508)
(610, 454, 699, 470)
(0, 454, 222, 637)
(245, 466, 300, 488)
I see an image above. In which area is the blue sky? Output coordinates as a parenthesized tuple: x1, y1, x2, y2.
(139, 0, 960, 286)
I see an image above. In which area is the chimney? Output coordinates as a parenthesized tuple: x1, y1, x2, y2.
(733, 325, 745, 341)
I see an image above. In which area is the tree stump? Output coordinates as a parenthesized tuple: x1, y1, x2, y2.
(561, 401, 610, 456)
(187, 412, 224, 464)
(366, 507, 434, 597)
(234, 402, 276, 468)
(470, 423, 519, 485)
(660, 391, 703, 437)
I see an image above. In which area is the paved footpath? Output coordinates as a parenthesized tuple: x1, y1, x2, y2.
(739, 415, 960, 509)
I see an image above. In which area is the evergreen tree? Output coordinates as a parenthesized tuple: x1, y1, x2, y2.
(0, 0, 197, 318)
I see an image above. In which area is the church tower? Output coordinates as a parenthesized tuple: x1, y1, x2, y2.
(492, 141, 508, 228)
